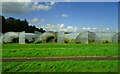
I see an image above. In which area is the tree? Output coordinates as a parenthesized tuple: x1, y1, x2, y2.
(1, 15, 46, 33)
(39, 28, 46, 33)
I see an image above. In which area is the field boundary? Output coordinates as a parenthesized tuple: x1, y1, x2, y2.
(1, 56, 119, 59)
(2, 56, 120, 62)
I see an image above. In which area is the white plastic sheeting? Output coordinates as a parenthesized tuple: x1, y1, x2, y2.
(19, 31, 25, 44)
(112, 33, 119, 43)
(66, 31, 96, 43)
(3, 32, 35, 43)
(2, 31, 119, 44)
(35, 31, 56, 43)
(94, 31, 116, 43)
(68, 31, 118, 44)
(0, 33, 3, 44)
(57, 31, 64, 43)
(25, 33, 35, 41)
(65, 32, 79, 40)
(35, 31, 42, 41)
(75, 31, 88, 44)
(94, 31, 103, 43)
(94, 35, 102, 43)
(112, 33, 118, 43)
(3, 32, 18, 43)
(75, 31, 114, 44)
(88, 32, 96, 42)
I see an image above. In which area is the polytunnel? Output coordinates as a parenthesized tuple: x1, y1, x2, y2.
(112, 32, 120, 43)
(65, 32, 79, 40)
(35, 31, 56, 43)
(94, 31, 116, 43)
(19, 31, 25, 44)
(3, 32, 34, 44)
(35, 31, 42, 41)
(3, 32, 19, 43)
(75, 31, 88, 44)
(0, 32, 3, 44)
(57, 31, 65, 43)
(75, 31, 97, 44)
(112, 33, 118, 43)
(25, 33, 35, 41)
(88, 32, 96, 43)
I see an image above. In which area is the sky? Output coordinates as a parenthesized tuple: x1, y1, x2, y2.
(2, 2, 118, 32)
(1, 0, 120, 2)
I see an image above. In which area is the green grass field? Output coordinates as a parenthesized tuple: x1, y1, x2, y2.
(2, 43, 119, 72)
(2, 60, 118, 72)
(2, 43, 118, 57)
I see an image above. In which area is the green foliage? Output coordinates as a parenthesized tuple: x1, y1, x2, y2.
(30, 38, 35, 43)
(11, 37, 18, 43)
(2, 44, 118, 72)
(65, 38, 75, 43)
(25, 38, 35, 43)
(1, 15, 46, 33)
(2, 44, 118, 58)
(88, 40, 94, 44)
(25, 38, 29, 43)
(2, 60, 118, 72)
(88, 37, 95, 44)
(76, 41, 81, 44)
(65, 38, 70, 43)
(103, 40, 111, 44)
(46, 36, 55, 43)
(35, 41, 43, 44)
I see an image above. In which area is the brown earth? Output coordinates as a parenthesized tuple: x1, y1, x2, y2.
(2, 56, 120, 62)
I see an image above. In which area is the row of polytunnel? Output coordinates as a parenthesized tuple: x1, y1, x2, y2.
(0, 31, 119, 44)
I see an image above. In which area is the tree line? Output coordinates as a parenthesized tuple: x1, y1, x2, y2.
(1, 15, 46, 34)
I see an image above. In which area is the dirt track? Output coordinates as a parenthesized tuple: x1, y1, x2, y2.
(2, 56, 120, 62)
